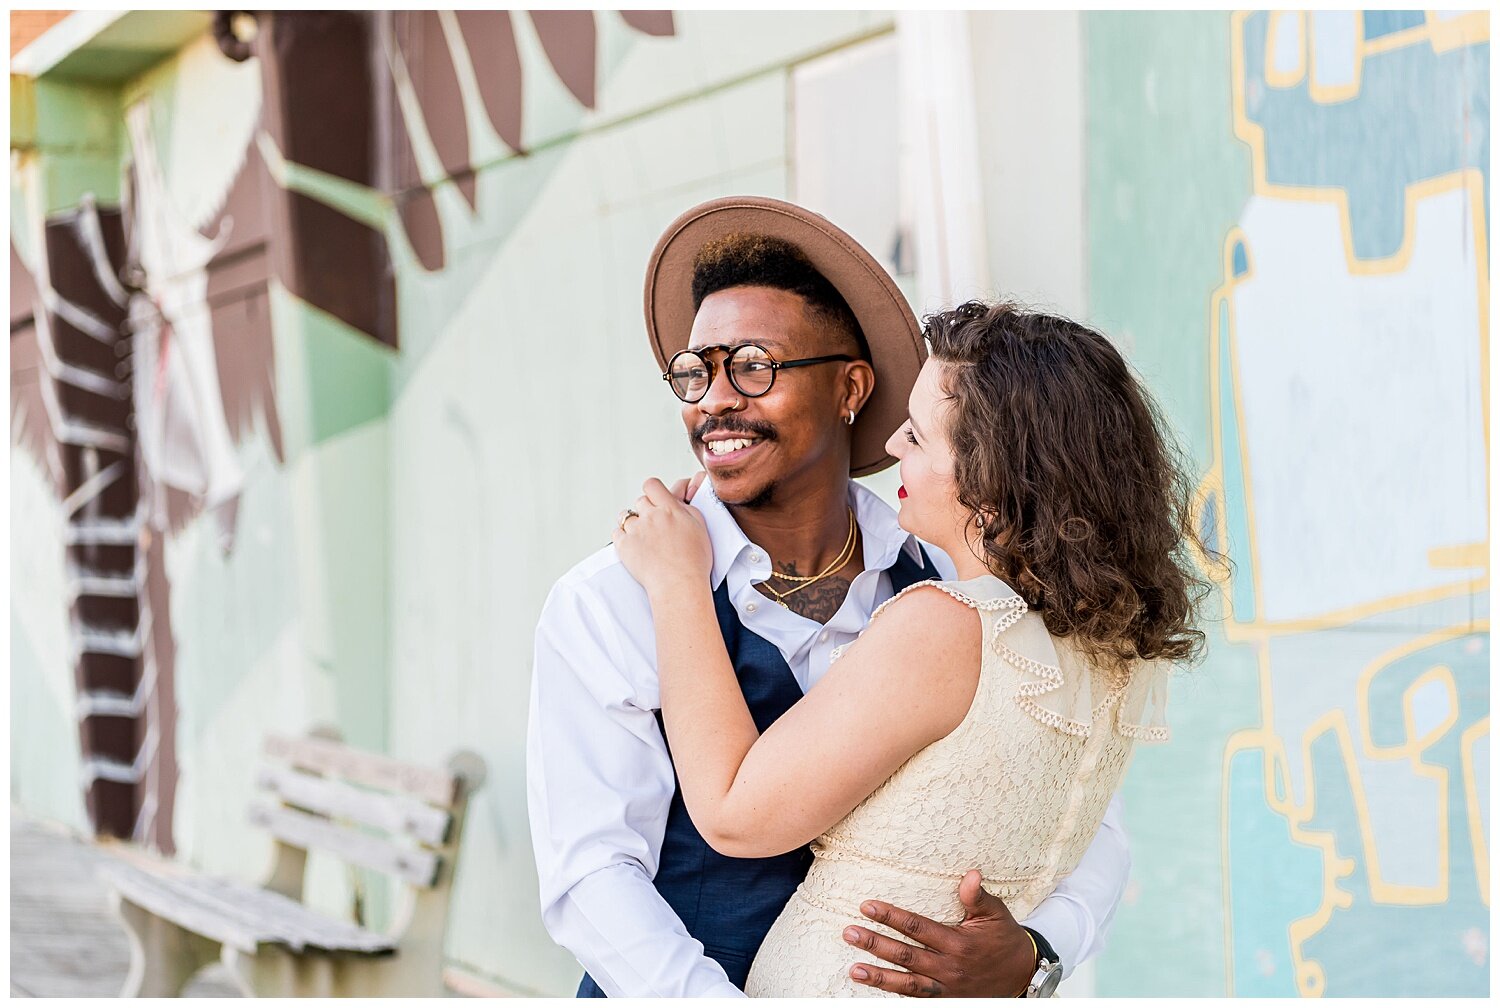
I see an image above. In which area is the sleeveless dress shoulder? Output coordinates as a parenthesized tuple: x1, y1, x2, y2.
(743, 575, 1169, 997)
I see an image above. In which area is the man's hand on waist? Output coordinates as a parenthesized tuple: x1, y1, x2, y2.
(841, 869, 1039, 997)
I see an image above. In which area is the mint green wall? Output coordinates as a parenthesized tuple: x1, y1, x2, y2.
(380, 12, 893, 992)
(10, 447, 88, 831)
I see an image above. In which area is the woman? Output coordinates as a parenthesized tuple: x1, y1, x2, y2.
(612, 302, 1207, 996)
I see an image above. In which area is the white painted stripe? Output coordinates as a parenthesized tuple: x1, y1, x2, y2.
(76, 196, 132, 308)
(62, 460, 129, 517)
(66, 517, 142, 545)
(43, 288, 119, 343)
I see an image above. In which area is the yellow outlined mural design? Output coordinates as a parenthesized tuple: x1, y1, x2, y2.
(1209, 10, 1489, 997)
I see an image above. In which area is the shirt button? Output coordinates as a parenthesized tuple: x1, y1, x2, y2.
(746, 601, 759, 614)
(819, 632, 829, 643)
(749, 552, 763, 564)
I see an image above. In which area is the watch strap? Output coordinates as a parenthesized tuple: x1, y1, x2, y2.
(1020, 927, 1062, 998)
(1021, 926, 1059, 969)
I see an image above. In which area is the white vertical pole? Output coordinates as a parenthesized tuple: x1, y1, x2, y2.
(897, 11, 993, 316)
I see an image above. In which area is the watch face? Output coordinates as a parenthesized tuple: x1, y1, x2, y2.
(1038, 965, 1063, 998)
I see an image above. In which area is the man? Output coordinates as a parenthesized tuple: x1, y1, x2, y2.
(527, 197, 1129, 997)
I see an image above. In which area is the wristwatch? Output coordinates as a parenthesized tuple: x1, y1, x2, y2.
(1021, 927, 1063, 998)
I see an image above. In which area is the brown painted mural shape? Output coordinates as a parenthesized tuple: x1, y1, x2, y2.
(528, 11, 600, 109)
(385, 10, 676, 275)
(619, 11, 676, 37)
(11, 8, 682, 847)
(393, 11, 477, 210)
(11, 242, 59, 488)
(197, 142, 285, 468)
(12, 86, 291, 853)
(456, 11, 524, 154)
(245, 11, 399, 347)
(10, 206, 180, 852)
(218, 11, 675, 309)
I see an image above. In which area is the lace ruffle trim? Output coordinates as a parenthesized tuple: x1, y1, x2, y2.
(1111, 668, 1172, 742)
(830, 578, 1022, 663)
(1003, 628, 1170, 743)
(870, 578, 1024, 622)
(988, 590, 1170, 743)
(835, 577, 1170, 743)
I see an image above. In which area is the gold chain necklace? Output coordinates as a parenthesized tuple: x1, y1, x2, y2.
(769, 507, 857, 582)
(761, 507, 857, 608)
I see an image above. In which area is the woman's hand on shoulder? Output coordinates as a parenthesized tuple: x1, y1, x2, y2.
(668, 470, 707, 503)
(612, 477, 713, 600)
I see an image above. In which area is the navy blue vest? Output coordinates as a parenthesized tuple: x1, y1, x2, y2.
(578, 546, 932, 996)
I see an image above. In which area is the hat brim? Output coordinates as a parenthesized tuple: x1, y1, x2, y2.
(643, 196, 926, 478)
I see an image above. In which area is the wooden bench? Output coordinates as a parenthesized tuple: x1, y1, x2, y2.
(98, 730, 486, 997)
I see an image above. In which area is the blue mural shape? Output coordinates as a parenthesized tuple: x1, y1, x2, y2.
(1240, 11, 1490, 260)
(1362, 10, 1427, 42)
(1300, 630, 1490, 997)
(1226, 748, 1327, 996)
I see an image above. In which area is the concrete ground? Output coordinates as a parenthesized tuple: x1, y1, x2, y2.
(9, 814, 241, 997)
(7, 812, 514, 997)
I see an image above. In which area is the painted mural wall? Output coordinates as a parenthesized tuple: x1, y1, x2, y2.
(11, 9, 1488, 999)
(11, 10, 899, 995)
(1086, 10, 1489, 997)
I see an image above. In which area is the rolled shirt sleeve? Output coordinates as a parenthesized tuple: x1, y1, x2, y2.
(526, 575, 745, 998)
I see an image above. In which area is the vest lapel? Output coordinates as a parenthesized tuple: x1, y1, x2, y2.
(887, 541, 935, 593)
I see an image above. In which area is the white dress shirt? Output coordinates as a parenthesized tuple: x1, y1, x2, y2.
(527, 480, 1130, 997)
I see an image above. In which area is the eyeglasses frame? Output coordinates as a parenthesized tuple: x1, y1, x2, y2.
(662, 342, 857, 403)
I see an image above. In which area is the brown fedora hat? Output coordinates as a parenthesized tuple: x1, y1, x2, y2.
(643, 196, 926, 478)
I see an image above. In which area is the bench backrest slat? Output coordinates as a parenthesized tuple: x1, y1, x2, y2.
(264, 735, 458, 808)
(248, 801, 441, 889)
(256, 764, 452, 848)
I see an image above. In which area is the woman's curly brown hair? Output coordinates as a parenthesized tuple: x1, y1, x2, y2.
(925, 301, 1212, 671)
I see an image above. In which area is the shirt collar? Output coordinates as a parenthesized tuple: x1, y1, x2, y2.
(692, 481, 755, 590)
(692, 478, 927, 589)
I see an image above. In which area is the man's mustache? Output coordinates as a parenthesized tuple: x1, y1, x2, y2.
(691, 418, 778, 444)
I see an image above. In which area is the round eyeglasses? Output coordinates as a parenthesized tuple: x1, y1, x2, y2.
(663, 343, 855, 403)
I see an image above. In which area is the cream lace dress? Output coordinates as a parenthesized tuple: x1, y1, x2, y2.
(742, 574, 1170, 997)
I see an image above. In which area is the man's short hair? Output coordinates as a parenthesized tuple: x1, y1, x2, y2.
(690, 233, 870, 359)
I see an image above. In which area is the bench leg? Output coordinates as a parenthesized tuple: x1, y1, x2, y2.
(222, 947, 430, 997)
(221, 944, 339, 997)
(108, 890, 220, 997)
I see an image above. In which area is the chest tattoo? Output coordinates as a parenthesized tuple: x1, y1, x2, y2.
(755, 569, 861, 625)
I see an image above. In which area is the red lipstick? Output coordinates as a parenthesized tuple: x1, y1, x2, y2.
(897, 486, 907, 500)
